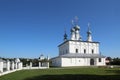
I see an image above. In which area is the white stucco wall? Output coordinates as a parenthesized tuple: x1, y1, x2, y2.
(6, 60, 10, 71)
(69, 41, 99, 54)
(52, 57, 106, 67)
(56, 40, 105, 67)
(59, 41, 99, 56)
(59, 42, 69, 55)
(18, 62, 23, 69)
(96, 58, 106, 66)
(0, 62, 3, 72)
(61, 58, 91, 67)
(51, 57, 62, 67)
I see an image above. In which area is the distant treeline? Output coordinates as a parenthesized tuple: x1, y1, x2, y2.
(106, 57, 120, 65)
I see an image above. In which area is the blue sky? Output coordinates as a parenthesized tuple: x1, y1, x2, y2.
(0, 0, 120, 58)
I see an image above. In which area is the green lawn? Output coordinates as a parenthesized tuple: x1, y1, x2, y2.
(0, 67, 120, 80)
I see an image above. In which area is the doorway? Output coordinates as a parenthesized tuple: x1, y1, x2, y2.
(90, 59, 94, 65)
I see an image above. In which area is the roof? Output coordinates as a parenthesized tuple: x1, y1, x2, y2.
(52, 53, 105, 59)
(58, 40, 100, 47)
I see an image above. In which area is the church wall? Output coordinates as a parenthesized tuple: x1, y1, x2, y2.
(69, 41, 99, 54)
(86, 43, 99, 54)
(69, 41, 81, 53)
(96, 58, 106, 66)
(51, 57, 106, 67)
(51, 57, 62, 67)
(59, 42, 69, 55)
(61, 58, 90, 67)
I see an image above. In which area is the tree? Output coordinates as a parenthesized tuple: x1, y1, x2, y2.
(106, 57, 112, 65)
(111, 57, 120, 65)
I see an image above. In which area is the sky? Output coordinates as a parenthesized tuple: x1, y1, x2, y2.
(0, 0, 120, 58)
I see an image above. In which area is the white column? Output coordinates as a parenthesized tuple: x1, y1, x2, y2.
(6, 60, 10, 71)
(11, 61, 14, 70)
(47, 56, 49, 68)
(20, 62, 23, 69)
(30, 62, 32, 68)
(0, 61, 3, 73)
(17, 62, 20, 69)
(39, 62, 41, 67)
(47, 62, 49, 68)
(18, 62, 23, 69)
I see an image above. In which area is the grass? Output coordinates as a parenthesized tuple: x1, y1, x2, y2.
(0, 67, 120, 80)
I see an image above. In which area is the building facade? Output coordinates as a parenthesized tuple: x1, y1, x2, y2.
(51, 18, 106, 67)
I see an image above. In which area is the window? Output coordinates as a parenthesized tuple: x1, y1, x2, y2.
(84, 49, 86, 54)
(66, 49, 67, 54)
(92, 49, 94, 54)
(99, 58, 101, 62)
(76, 49, 78, 53)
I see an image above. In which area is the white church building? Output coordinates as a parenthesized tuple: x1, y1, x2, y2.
(51, 18, 106, 67)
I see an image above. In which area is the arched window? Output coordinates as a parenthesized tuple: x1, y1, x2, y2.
(92, 49, 94, 54)
(76, 49, 78, 53)
(99, 58, 101, 62)
(84, 49, 86, 54)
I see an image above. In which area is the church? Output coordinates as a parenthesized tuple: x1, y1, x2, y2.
(51, 18, 106, 67)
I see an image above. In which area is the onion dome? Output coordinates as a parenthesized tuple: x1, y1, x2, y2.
(74, 25, 80, 30)
(64, 32, 67, 41)
(87, 30, 91, 34)
(71, 28, 75, 32)
(64, 33, 67, 38)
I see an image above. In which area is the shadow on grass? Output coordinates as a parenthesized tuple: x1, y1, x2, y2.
(24, 74, 120, 80)
(106, 69, 120, 75)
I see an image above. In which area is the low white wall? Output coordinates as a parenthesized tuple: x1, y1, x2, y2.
(22, 67, 49, 70)
(51, 57, 61, 67)
(0, 62, 3, 72)
(0, 61, 49, 76)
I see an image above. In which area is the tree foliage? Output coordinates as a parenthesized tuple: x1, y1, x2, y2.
(111, 57, 120, 65)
